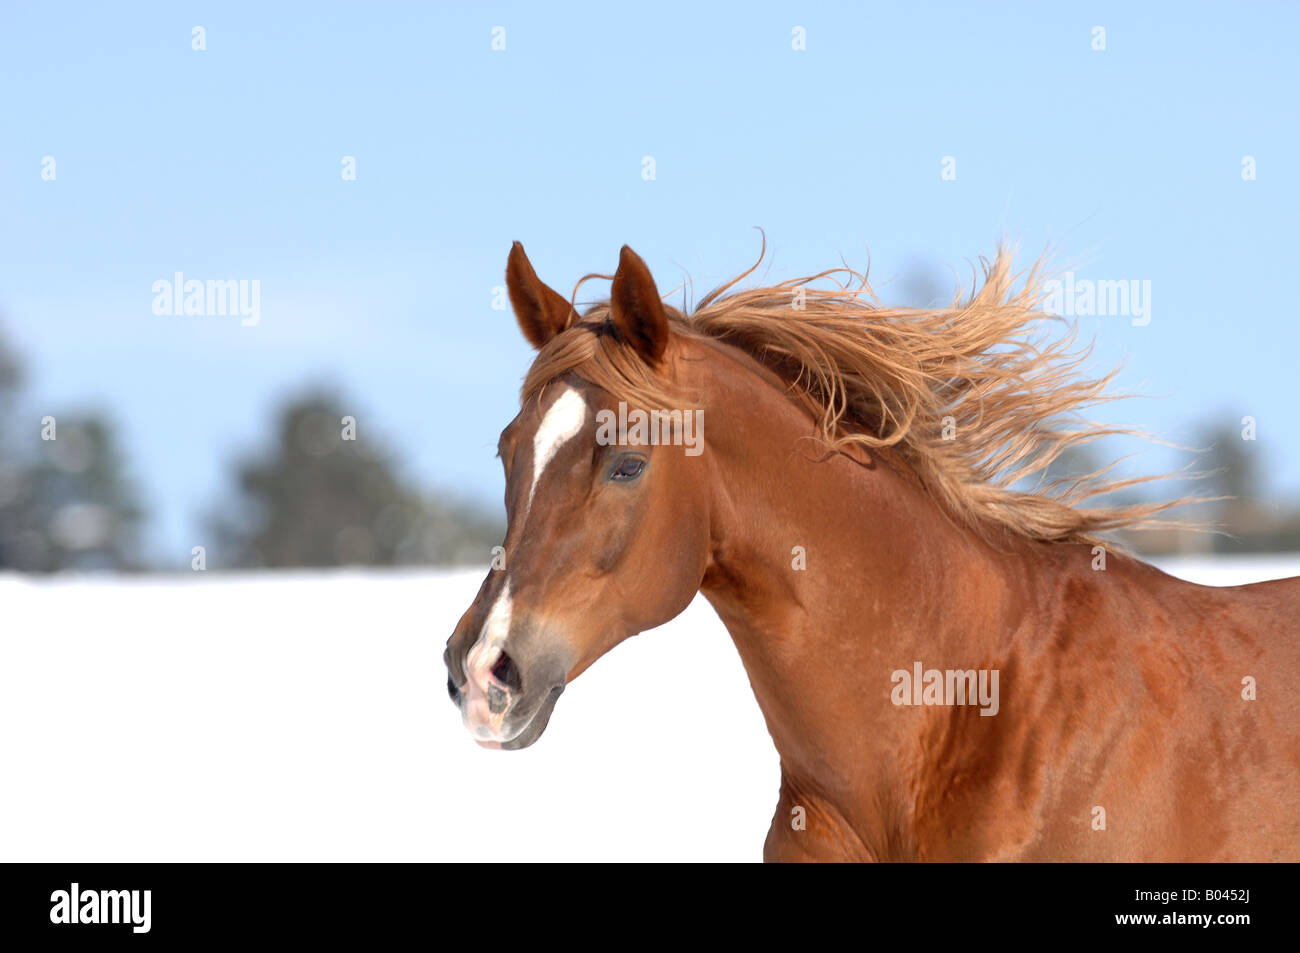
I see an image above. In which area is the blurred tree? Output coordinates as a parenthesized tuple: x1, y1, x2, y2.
(1198, 421, 1260, 504)
(210, 389, 504, 568)
(1037, 440, 1106, 494)
(0, 326, 22, 400)
(0, 326, 144, 570)
(1195, 419, 1278, 551)
(0, 326, 24, 566)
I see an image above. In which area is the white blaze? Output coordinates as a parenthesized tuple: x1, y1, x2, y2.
(461, 385, 588, 745)
(526, 386, 588, 516)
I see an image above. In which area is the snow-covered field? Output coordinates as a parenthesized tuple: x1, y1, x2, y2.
(2, 555, 1298, 862)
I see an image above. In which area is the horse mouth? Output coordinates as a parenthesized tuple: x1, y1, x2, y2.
(491, 683, 565, 751)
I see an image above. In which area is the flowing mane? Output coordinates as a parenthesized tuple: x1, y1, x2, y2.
(522, 244, 1188, 545)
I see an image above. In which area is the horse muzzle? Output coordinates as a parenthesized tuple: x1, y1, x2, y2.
(445, 642, 567, 750)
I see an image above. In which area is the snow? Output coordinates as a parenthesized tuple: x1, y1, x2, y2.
(2, 554, 1298, 862)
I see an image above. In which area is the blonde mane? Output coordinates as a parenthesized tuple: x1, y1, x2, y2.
(522, 245, 1190, 545)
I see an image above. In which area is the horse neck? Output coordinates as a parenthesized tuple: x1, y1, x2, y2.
(689, 338, 1045, 830)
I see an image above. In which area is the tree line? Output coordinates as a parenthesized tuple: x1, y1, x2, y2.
(0, 329, 502, 572)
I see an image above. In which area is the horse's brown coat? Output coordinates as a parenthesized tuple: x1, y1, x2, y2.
(446, 243, 1300, 861)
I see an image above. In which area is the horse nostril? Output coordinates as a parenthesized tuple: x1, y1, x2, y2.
(447, 674, 460, 704)
(490, 652, 522, 693)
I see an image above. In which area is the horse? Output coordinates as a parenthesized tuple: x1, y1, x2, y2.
(444, 240, 1300, 861)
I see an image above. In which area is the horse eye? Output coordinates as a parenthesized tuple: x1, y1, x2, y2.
(610, 456, 646, 481)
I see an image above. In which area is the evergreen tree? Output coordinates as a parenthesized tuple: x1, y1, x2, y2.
(210, 389, 503, 568)
(0, 327, 144, 570)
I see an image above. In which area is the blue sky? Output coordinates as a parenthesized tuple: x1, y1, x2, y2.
(2, 1, 1297, 564)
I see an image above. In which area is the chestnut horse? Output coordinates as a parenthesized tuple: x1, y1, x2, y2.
(445, 241, 1300, 861)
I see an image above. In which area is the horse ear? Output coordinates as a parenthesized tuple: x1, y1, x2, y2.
(506, 242, 574, 350)
(609, 245, 669, 364)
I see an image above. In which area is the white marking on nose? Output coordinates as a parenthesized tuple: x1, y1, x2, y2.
(461, 385, 587, 746)
(462, 580, 513, 742)
(526, 386, 588, 516)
